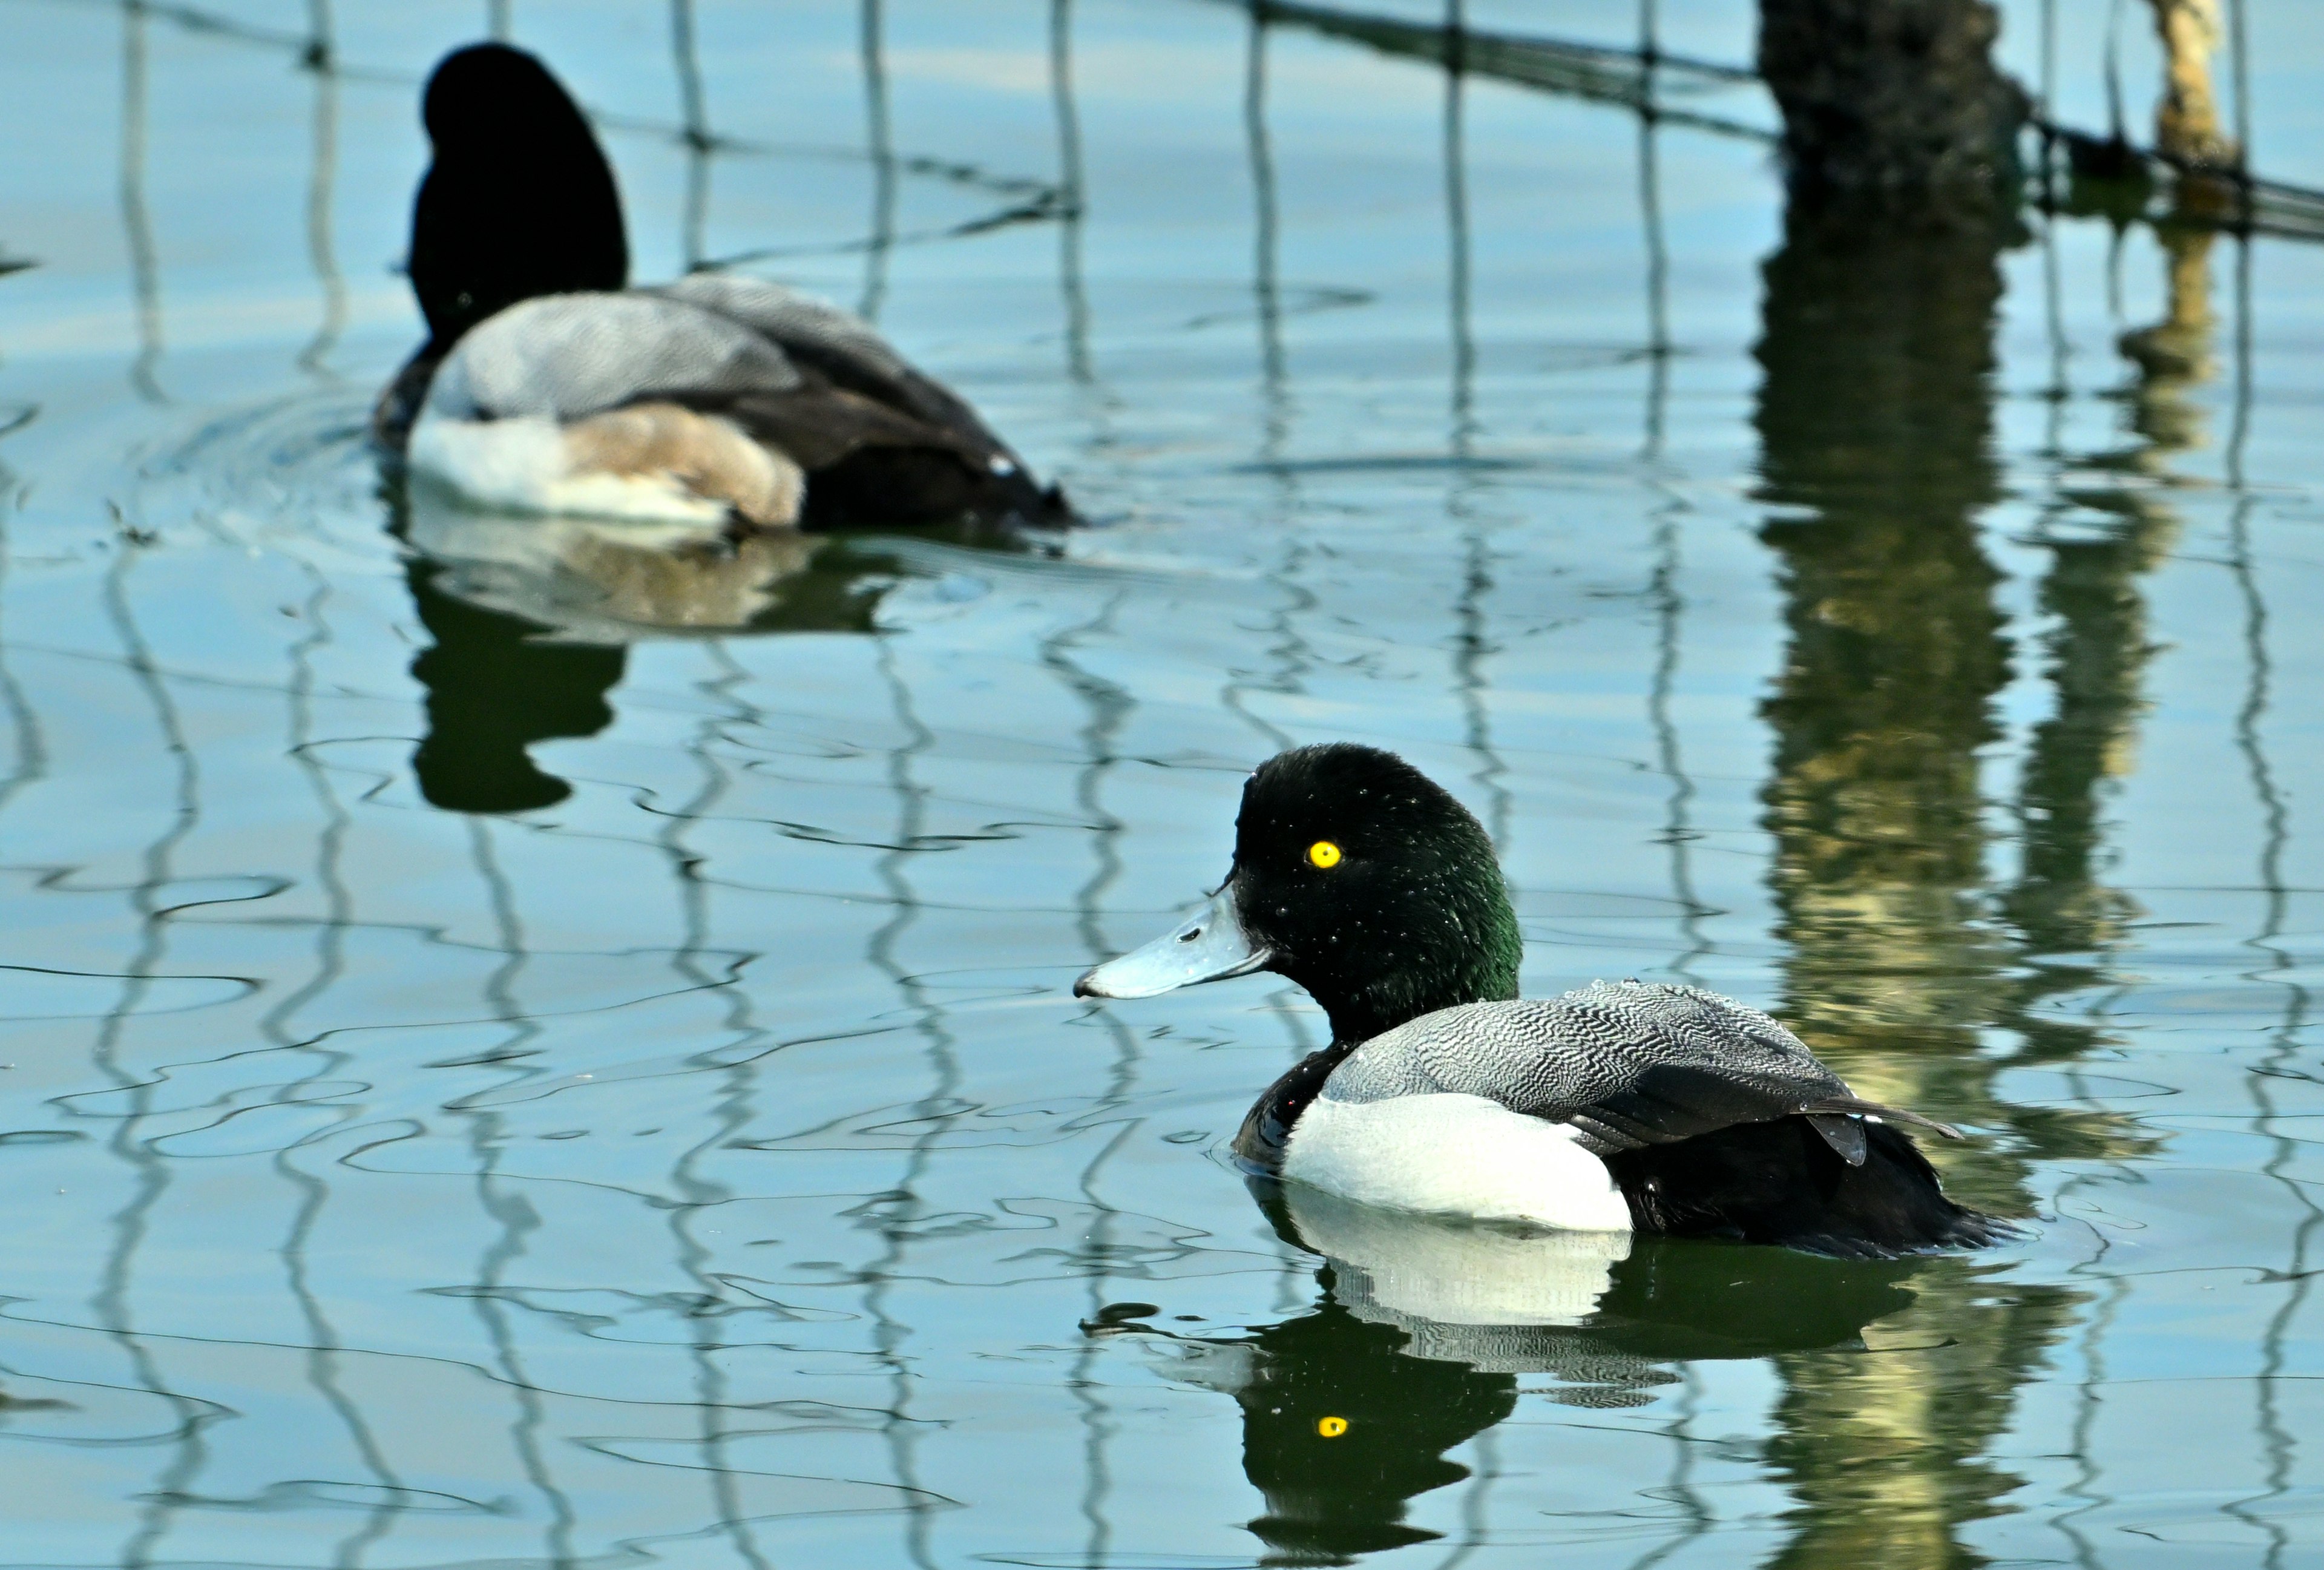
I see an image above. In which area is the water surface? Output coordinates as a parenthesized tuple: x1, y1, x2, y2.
(5, 1, 2324, 1565)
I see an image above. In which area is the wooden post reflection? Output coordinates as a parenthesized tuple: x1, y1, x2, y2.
(1750, 192, 2104, 1566)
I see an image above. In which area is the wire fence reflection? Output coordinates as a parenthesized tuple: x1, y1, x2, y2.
(0, 1, 2315, 1566)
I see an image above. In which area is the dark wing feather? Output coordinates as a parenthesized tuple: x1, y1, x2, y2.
(1606, 1118, 2015, 1257)
(706, 383, 1039, 525)
(715, 384, 982, 473)
(1326, 982, 1932, 1161)
(657, 274, 1061, 522)
(1801, 1092, 1965, 1141)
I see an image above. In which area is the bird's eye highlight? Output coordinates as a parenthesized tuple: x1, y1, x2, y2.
(1307, 841, 1342, 869)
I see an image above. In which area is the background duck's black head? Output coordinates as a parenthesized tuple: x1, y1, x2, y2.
(409, 43, 628, 350)
(1229, 743, 1520, 1043)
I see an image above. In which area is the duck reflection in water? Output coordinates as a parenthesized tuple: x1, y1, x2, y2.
(398, 484, 891, 814)
(1109, 1186, 1924, 1566)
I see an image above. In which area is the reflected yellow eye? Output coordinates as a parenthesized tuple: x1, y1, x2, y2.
(1307, 841, 1342, 869)
(1317, 1416, 1349, 1438)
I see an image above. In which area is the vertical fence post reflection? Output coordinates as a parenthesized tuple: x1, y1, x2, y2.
(1633, 1, 1712, 1497)
(2052, 1264, 2129, 1563)
(672, 0, 712, 273)
(266, 560, 405, 1564)
(1238, 4, 1333, 1118)
(297, 0, 346, 376)
(1433, 1424, 1497, 1568)
(1636, 0, 1704, 977)
(1051, 0, 1095, 388)
(0, 507, 46, 821)
(1646, 504, 1710, 982)
(2102, 0, 2129, 143)
(96, 544, 208, 1569)
(2224, 487, 2317, 1567)
(1636, 19, 1670, 458)
(1617, 1367, 1714, 1570)
(1442, 0, 1474, 458)
(659, 657, 779, 1570)
(1040, 597, 1144, 1569)
(2229, 0, 2250, 168)
(458, 818, 581, 1565)
(119, 0, 165, 402)
(2041, 201, 2070, 459)
(2227, 229, 2253, 484)
(859, 0, 895, 320)
(863, 633, 955, 1570)
(1244, 5, 1291, 467)
(1438, 4, 1509, 858)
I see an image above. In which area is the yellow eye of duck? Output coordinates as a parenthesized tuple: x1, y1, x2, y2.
(1307, 841, 1342, 869)
(1317, 1416, 1349, 1437)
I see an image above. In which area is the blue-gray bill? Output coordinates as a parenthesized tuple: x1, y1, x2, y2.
(1073, 888, 1273, 999)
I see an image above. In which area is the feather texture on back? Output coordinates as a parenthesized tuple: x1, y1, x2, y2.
(423, 293, 801, 424)
(1322, 980, 1955, 1164)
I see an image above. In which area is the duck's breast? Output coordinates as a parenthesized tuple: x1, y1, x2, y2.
(1281, 1089, 1633, 1232)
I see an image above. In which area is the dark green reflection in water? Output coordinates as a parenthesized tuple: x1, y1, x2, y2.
(1231, 1305, 1513, 1563)
(1143, 1209, 1940, 1568)
(406, 562, 625, 813)
(392, 462, 1058, 813)
(397, 518, 912, 813)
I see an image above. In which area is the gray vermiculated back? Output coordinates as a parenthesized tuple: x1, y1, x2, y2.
(661, 272, 1014, 458)
(1321, 980, 1853, 1155)
(427, 292, 802, 421)
(655, 274, 915, 383)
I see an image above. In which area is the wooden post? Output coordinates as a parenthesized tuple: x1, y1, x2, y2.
(1758, 0, 2028, 199)
(2150, 0, 2237, 168)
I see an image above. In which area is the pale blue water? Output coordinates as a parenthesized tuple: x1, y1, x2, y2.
(5, 2, 2324, 1565)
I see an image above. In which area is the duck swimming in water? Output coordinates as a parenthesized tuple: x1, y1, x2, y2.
(1075, 743, 2011, 1258)
(375, 43, 1063, 531)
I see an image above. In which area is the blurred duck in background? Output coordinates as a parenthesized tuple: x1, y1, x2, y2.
(374, 42, 1066, 534)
